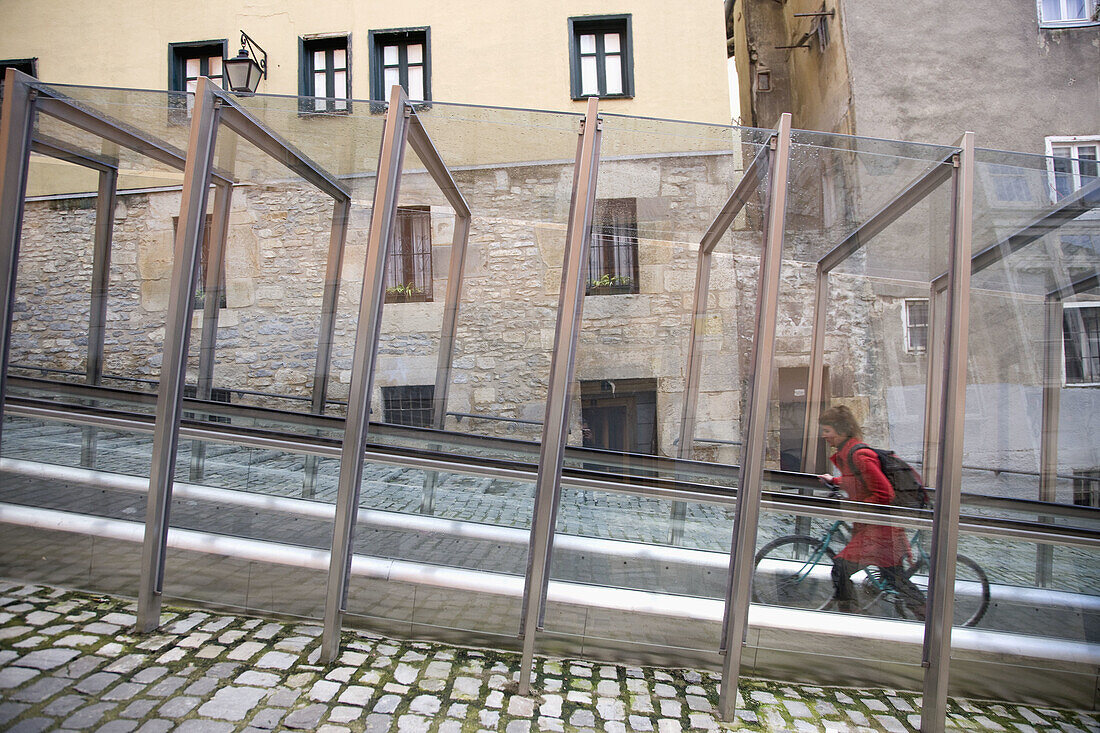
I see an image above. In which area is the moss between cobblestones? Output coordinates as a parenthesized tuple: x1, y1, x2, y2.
(1, 581, 1098, 732)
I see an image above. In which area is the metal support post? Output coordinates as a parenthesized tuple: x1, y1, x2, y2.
(420, 213, 471, 514)
(718, 112, 792, 721)
(0, 68, 36, 447)
(922, 286, 946, 489)
(320, 86, 412, 663)
(189, 181, 233, 483)
(670, 247, 713, 543)
(136, 78, 222, 632)
(799, 266, 828, 475)
(304, 195, 350, 497)
(410, 112, 472, 514)
(81, 165, 118, 468)
(920, 133, 975, 733)
(86, 167, 118, 386)
(518, 97, 602, 695)
(1036, 296, 1063, 586)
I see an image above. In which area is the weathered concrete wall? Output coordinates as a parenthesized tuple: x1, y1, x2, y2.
(841, 1, 1099, 151)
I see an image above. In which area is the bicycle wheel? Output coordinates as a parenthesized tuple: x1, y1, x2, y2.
(898, 554, 990, 627)
(753, 535, 836, 610)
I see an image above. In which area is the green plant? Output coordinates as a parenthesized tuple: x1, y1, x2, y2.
(386, 282, 425, 299)
(586, 273, 634, 290)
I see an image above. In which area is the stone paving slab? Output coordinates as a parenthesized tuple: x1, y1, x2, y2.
(1, 580, 1098, 732)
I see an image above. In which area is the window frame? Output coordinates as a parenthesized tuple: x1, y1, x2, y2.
(568, 14, 634, 100)
(299, 34, 353, 115)
(368, 27, 431, 105)
(903, 298, 929, 354)
(381, 385, 435, 427)
(1036, 0, 1099, 28)
(1045, 135, 1100, 201)
(384, 206, 433, 304)
(168, 41, 226, 121)
(1062, 301, 1100, 387)
(0, 58, 37, 79)
(586, 198, 639, 296)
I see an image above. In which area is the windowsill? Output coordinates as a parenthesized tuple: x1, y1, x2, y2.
(572, 94, 634, 101)
(1038, 19, 1100, 28)
(585, 289, 639, 297)
(1065, 381, 1100, 388)
(298, 110, 353, 119)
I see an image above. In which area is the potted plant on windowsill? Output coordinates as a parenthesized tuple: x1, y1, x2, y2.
(385, 282, 428, 303)
(585, 274, 635, 296)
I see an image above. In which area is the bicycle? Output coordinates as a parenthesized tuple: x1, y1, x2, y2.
(752, 520, 991, 627)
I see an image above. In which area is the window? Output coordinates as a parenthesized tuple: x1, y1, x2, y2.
(568, 15, 634, 99)
(1064, 303, 1100, 385)
(369, 29, 430, 103)
(1073, 469, 1100, 507)
(987, 164, 1034, 203)
(169, 42, 225, 118)
(300, 35, 351, 114)
(586, 198, 639, 295)
(384, 206, 432, 303)
(1047, 137, 1099, 200)
(173, 214, 226, 310)
(904, 299, 929, 353)
(382, 385, 435, 427)
(1038, 0, 1098, 27)
(0, 58, 37, 96)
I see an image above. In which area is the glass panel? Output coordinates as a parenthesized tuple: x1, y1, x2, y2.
(406, 43, 423, 64)
(383, 45, 399, 65)
(579, 33, 596, 54)
(185, 57, 200, 77)
(314, 49, 327, 70)
(333, 69, 347, 99)
(1042, 0, 1065, 19)
(208, 55, 222, 77)
(1052, 148, 1074, 198)
(604, 54, 622, 94)
(407, 66, 424, 100)
(580, 56, 598, 95)
(604, 32, 621, 53)
(314, 72, 326, 109)
(332, 47, 346, 69)
(538, 114, 772, 654)
(382, 66, 400, 95)
(1079, 144, 1099, 180)
(957, 147, 1100, 700)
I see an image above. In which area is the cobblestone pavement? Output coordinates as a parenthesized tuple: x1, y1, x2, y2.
(1, 581, 1098, 732)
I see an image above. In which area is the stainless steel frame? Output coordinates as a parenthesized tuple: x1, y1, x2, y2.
(920, 131, 975, 733)
(319, 83, 410, 660)
(0, 69, 38, 447)
(189, 181, 232, 482)
(718, 112, 792, 721)
(133, 76, 353, 631)
(800, 152, 958, 474)
(26, 134, 120, 467)
(318, 85, 471, 658)
(518, 97, 602, 695)
(671, 142, 771, 544)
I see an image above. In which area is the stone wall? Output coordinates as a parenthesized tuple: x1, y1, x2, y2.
(13, 149, 1096, 482)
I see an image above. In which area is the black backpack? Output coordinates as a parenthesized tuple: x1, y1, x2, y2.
(847, 442, 929, 509)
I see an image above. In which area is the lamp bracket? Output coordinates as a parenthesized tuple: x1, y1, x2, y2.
(239, 30, 268, 80)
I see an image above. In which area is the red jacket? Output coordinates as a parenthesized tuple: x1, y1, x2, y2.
(830, 438, 911, 568)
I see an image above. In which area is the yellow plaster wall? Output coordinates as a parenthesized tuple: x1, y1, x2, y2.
(0, 0, 731, 125)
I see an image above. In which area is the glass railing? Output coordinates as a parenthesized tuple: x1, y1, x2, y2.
(1, 79, 1098, 713)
